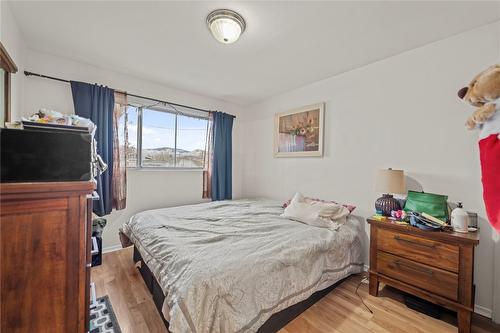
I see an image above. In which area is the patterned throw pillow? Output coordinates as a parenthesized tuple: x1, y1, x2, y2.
(282, 196, 356, 213)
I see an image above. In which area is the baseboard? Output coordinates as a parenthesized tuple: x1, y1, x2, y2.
(474, 304, 492, 318)
(363, 264, 492, 318)
(102, 244, 123, 254)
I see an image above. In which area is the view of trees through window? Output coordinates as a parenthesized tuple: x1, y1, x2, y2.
(118, 105, 208, 168)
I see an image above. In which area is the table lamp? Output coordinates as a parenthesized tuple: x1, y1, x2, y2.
(375, 168, 405, 216)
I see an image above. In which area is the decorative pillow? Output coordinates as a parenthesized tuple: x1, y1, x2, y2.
(281, 193, 350, 230)
(282, 195, 356, 213)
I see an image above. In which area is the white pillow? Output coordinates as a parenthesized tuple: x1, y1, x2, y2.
(281, 193, 350, 230)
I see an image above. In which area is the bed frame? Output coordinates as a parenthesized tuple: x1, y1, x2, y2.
(133, 246, 347, 333)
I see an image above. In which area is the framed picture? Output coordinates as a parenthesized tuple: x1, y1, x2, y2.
(274, 103, 324, 157)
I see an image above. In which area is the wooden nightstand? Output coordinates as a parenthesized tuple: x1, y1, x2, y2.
(367, 218, 480, 333)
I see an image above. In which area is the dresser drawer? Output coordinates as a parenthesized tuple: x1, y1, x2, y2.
(377, 228, 459, 272)
(378, 251, 458, 301)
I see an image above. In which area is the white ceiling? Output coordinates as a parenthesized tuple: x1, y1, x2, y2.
(9, 1, 500, 106)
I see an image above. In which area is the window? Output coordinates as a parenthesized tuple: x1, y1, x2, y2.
(119, 106, 139, 168)
(120, 101, 208, 169)
(176, 114, 209, 168)
(142, 109, 176, 167)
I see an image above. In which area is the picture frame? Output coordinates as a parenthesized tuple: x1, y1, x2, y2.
(274, 103, 324, 157)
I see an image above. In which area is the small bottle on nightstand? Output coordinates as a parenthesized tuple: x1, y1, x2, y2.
(451, 202, 469, 233)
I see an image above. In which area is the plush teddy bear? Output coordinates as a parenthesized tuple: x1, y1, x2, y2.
(458, 64, 500, 232)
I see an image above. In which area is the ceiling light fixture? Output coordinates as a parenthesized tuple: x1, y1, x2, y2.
(206, 9, 246, 44)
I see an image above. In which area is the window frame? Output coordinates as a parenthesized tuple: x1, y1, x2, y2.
(128, 106, 208, 170)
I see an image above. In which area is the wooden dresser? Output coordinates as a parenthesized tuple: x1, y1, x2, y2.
(367, 218, 480, 333)
(1, 181, 94, 333)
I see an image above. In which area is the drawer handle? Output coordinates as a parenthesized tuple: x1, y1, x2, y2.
(394, 260, 434, 276)
(394, 235, 436, 249)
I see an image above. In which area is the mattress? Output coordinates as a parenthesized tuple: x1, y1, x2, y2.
(120, 199, 364, 333)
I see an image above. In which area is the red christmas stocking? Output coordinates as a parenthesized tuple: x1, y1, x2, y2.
(479, 133, 500, 232)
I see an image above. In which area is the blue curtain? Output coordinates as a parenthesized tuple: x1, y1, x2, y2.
(71, 81, 115, 216)
(211, 112, 234, 201)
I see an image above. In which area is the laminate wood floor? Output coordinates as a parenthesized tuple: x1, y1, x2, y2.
(92, 247, 499, 333)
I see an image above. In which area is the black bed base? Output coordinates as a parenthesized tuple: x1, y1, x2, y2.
(133, 246, 346, 333)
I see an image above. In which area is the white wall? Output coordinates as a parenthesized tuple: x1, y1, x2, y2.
(238, 22, 500, 316)
(22, 49, 244, 250)
(1, 1, 26, 121)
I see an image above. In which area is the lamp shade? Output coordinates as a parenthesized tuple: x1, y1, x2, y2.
(375, 168, 405, 194)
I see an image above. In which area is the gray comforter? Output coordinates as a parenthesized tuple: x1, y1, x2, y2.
(120, 199, 364, 333)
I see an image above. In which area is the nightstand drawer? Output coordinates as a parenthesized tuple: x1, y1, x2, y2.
(377, 228, 459, 272)
(378, 251, 458, 301)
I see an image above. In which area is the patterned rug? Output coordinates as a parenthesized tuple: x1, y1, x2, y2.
(90, 296, 122, 333)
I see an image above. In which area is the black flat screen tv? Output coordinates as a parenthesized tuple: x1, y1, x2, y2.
(1, 128, 92, 182)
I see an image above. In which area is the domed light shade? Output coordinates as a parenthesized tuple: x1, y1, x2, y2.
(206, 9, 246, 44)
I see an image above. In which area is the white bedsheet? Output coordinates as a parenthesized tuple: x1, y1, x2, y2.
(120, 199, 364, 333)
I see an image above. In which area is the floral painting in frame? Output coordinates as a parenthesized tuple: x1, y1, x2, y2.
(274, 103, 324, 157)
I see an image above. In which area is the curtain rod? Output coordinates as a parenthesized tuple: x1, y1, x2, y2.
(24, 70, 235, 118)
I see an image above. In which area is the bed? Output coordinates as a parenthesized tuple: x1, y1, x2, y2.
(120, 199, 364, 333)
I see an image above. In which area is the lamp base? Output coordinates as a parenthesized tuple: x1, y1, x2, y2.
(375, 194, 401, 216)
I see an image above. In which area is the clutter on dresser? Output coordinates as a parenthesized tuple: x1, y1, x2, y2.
(371, 192, 479, 234)
(4, 109, 108, 197)
(22, 108, 93, 132)
(370, 179, 484, 233)
(408, 211, 448, 231)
